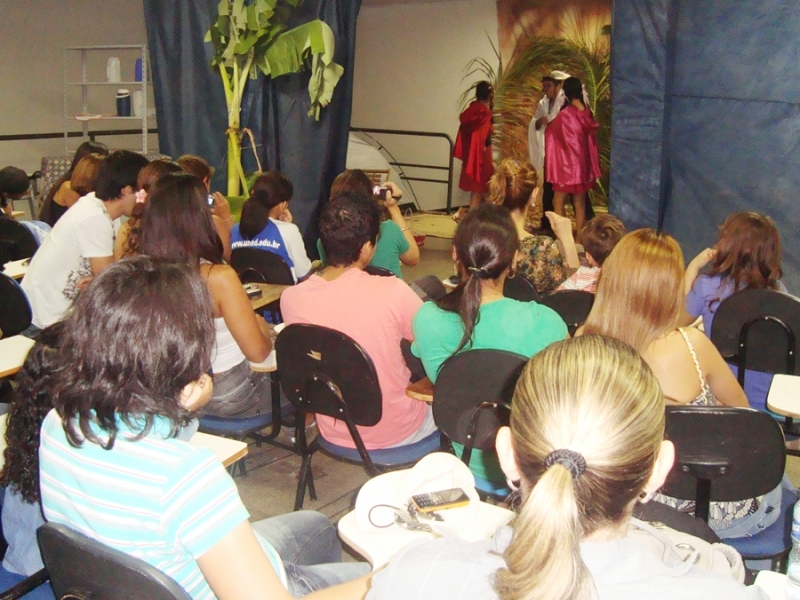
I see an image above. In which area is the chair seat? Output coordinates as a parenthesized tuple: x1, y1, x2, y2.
(726, 487, 799, 559)
(198, 400, 292, 437)
(317, 431, 440, 466)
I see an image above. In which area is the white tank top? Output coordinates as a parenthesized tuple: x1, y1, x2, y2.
(212, 317, 246, 373)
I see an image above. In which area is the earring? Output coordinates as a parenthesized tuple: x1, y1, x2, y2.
(638, 490, 654, 504)
(506, 478, 520, 491)
(507, 267, 516, 280)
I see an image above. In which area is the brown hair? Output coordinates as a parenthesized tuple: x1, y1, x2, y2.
(488, 158, 537, 213)
(176, 155, 213, 182)
(120, 159, 183, 259)
(330, 169, 372, 200)
(583, 229, 685, 352)
(69, 154, 105, 197)
(581, 214, 627, 266)
(495, 335, 664, 600)
(708, 212, 782, 294)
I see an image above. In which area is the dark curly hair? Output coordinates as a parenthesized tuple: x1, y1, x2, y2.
(51, 256, 215, 449)
(1, 323, 65, 504)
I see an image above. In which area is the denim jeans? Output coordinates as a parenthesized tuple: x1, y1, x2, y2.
(251, 511, 370, 597)
(715, 474, 793, 540)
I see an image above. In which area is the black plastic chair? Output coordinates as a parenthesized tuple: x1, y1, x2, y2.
(0, 218, 38, 266)
(433, 349, 527, 498)
(364, 265, 395, 277)
(0, 272, 32, 338)
(539, 290, 595, 336)
(37, 523, 191, 600)
(662, 405, 791, 568)
(276, 324, 440, 510)
(503, 273, 541, 303)
(230, 248, 294, 322)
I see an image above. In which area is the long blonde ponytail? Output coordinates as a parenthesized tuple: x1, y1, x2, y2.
(494, 335, 664, 600)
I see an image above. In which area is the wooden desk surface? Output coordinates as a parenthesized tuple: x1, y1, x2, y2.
(249, 283, 290, 311)
(766, 374, 800, 418)
(2, 258, 29, 280)
(406, 377, 434, 403)
(0, 335, 35, 378)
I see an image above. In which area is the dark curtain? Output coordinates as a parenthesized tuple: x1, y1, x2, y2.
(611, 0, 800, 293)
(143, 0, 229, 191)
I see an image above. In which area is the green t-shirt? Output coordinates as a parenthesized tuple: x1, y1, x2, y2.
(317, 220, 410, 278)
(411, 298, 567, 482)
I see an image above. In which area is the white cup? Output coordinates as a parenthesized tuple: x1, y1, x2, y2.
(132, 90, 144, 117)
(106, 57, 121, 83)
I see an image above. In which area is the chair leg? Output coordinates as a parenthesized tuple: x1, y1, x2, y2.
(294, 453, 313, 511)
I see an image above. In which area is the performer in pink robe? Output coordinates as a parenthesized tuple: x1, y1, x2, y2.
(545, 77, 601, 242)
(454, 81, 494, 217)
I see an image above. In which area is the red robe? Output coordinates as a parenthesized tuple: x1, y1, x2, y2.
(454, 101, 494, 193)
(545, 105, 601, 194)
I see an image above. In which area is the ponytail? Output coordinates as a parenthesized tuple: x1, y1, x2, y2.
(496, 465, 591, 600)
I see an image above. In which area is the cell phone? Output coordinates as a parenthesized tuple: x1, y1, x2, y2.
(410, 488, 470, 513)
(207, 194, 215, 207)
(243, 283, 262, 299)
(372, 185, 388, 200)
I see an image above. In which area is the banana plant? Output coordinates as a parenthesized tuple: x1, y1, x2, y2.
(206, 0, 343, 196)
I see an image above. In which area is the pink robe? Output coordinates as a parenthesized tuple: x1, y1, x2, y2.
(545, 105, 601, 194)
(454, 101, 494, 193)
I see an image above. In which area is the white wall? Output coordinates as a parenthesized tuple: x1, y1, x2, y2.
(0, 1, 155, 177)
(352, 0, 499, 210)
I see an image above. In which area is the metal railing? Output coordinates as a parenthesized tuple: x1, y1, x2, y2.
(0, 128, 158, 143)
(350, 127, 455, 213)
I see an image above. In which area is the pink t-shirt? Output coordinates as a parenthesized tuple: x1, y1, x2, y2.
(280, 269, 426, 449)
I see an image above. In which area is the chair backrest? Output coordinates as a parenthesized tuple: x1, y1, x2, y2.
(539, 290, 595, 336)
(503, 273, 541, 303)
(661, 405, 786, 521)
(710, 288, 800, 378)
(0, 272, 32, 337)
(364, 265, 395, 278)
(0, 218, 38, 264)
(433, 349, 527, 464)
(276, 324, 383, 427)
(230, 248, 294, 285)
(38, 523, 192, 600)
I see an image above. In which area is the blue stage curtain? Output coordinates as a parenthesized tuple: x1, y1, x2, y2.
(611, 0, 800, 292)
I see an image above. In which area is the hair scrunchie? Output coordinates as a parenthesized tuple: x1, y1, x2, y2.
(467, 266, 490, 279)
(543, 448, 586, 480)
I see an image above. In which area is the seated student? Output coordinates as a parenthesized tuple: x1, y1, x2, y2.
(281, 192, 435, 450)
(489, 158, 579, 295)
(0, 166, 50, 249)
(115, 159, 183, 259)
(684, 212, 786, 412)
(21, 150, 149, 332)
(367, 336, 767, 600)
(139, 173, 273, 419)
(38, 256, 371, 600)
(557, 213, 626, 293)
(0, 324, 62, 599)
(411, 204, 566, 484)
(317, 169, 419, 278)
(176, 154, 234, 262)
(39, 141, 109, 227)
(581, 229, 785, 538)
(231, 171, 312, 283)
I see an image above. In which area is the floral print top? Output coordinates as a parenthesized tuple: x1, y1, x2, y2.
(516, 235, 572, 295)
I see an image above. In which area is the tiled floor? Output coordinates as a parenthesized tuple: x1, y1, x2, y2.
(231, 240, 800, 563)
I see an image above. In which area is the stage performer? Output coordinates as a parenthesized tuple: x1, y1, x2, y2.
(545, 77, 601, 243)
(454, 81, 494, 220)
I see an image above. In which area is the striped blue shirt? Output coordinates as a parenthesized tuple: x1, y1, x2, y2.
(39, 410, 285, 599)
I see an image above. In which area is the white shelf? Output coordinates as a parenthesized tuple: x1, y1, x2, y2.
(67, 81, 144, 86)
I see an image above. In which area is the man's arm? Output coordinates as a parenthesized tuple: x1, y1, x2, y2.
(89, 256, 114, 276)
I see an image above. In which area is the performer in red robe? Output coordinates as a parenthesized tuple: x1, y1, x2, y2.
(545, 77, 601, 242)
(454, 81, 494, 216)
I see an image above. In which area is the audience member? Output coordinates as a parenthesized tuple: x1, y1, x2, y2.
(38, 141, 109, 227)
(685, 211, 786, 411)
(42, 154, 105, 228)
(367, 335, 766, 600)
(281, 192, 435, 450)
(0, 166, 50, 249)
(21, 150, 149, 332)
(38, 256, 371, 599)
(0, 323, 62, 598)
(489, 158, 579, 294)
(232, 171, 312, 282)
(411, 203, 567, 483)
(580, 229, 785, 537)
(140, 173, 273, 418)
(176, 154, 233, 262)
(557, 213, 627, 293)
(115, 158, 183, 259)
